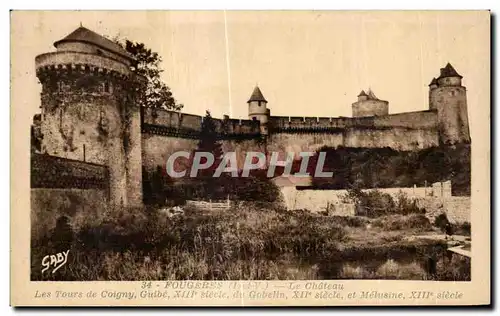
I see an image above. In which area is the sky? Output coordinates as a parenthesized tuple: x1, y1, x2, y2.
(11, 11, 489, 133)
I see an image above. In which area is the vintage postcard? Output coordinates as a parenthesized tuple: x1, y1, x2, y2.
(10, 10, 490, 306)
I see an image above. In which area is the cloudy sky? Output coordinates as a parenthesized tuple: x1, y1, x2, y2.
(11, 11, 489, 132)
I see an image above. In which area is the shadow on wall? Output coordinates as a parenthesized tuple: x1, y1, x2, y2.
(31, 188, 108, 241)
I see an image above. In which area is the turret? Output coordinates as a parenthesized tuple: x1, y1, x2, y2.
(429, 77, 438, 90)
(35, 26, 144, 207)
(247, 85, 270, 135)
(429, 63, 470, 144)
(428, 78, 439, 110)
(437, 63, 463, 87)
(352, 89, 389, 117)
(357, 90, 368, 101)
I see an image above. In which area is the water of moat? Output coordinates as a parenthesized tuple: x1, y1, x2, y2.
(300, 243, 471, 281)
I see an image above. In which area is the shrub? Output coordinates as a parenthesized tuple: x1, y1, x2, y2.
(328, 216, 368, 227)
(340, 263, 373, 279)
(375, 259, 426, 280)
(347, 189, 396, 217)
(434, 213, 450, 231)
(454, 222, 471, 236)
(435, 255, 471, 281)
(395, 191, 426, 215)
(343, 189, 425, 217)
(309, 144, 470, 195)
(31, 203, 350, 280)
(372, 214, 432, 231)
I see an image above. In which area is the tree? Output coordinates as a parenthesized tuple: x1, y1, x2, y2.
(115, 39, 183, 111)
(180, 111, 225, 199)
(194, 110, 223, 178)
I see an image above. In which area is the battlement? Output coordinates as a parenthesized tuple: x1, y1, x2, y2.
(268, 116, 365, 131)
(141, 107, 261, 139)
(373, 110, 438, 129)
(142, 109, 439, 137)
(36, 51, 132, 77)
(268, 110, 437, 134)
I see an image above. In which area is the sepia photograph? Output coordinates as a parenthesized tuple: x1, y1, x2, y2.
(10, 9, 491, 306)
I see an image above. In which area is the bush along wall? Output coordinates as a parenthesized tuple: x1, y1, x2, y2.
(309, 143, 470, 196)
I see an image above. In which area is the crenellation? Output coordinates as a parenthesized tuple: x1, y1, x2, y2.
(141, 106, 262, 137)
(268, 116, 288, 129)
(225, 118, 241, 133)
(180, 113, 203, 131)
(238, 119, 261, 134)
(36, 52, 131, 76)
(304, 117, 318, 126)
(211, 118, 223, 132)
(374, 110, 438, 129)
(289, 116, 305, 127)
(317, 117, 332, 127)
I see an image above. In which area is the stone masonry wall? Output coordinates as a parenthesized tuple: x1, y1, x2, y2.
(31, 188, 107, 241)
(139, 109, 441, 180)
(279, 181, 470, 223)
(141, 132, 265, 174)
(267, 132, 344, 160)
(141, 107, 260, 135)
(352, 99, 389, 117)
(141, 133, 199, 173)
(343, 126, 439, 150)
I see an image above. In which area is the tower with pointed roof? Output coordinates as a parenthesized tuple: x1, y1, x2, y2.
(429, 63, 470, 144)
(35, 26, 145, 207)
(247, 85, 270, 135)
(351, 89, 389, 117)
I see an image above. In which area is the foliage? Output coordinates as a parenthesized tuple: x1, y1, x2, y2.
(435, 255, 471, 281)
(433, 213, 471, 237)
(31, 203, 348, 280)
(31, 203, 470, 281)
(193, 110, 224, 178)
(115, 39, 183, 111)
(142, 110, 283, 205)
(433, 213, 450, 232)
(454, 222, 471, 236)
(310, 144, 471, 196)
(371, 214, 432, 232)
(143, 166, 284, 205)
(342, 189, 426, 218)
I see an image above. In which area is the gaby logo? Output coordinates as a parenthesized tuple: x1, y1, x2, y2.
(165, 151, 333, 178)
(42, 250, 70, 274)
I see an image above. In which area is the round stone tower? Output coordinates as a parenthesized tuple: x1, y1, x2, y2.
(351, 89, 389, 117)
(429, 63, 471, 144)
(35, 26, 144, 207)
(247, 85, 270, 135)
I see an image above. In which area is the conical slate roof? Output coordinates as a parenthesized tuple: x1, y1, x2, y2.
(357, 90, 368, 97)
(429, 77, 438, 86)
(247, 86, 267, 103)
(366, 89, 379, 100)
(438, 63, 462, 79)
(54, 26, 133, 60)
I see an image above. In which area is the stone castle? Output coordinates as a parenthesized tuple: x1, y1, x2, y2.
(31, 26, 471, 207)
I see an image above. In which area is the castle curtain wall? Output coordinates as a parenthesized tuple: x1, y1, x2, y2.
(139, 108, 441, 173)
(267, 132, 344, 159)
(141, 133, 199, 173)
(343, 126, 439, 150)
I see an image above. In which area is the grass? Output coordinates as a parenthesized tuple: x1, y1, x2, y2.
(31, 203, 470, 281)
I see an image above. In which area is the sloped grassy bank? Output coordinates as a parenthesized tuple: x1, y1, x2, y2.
(31, 203, 469, 281)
